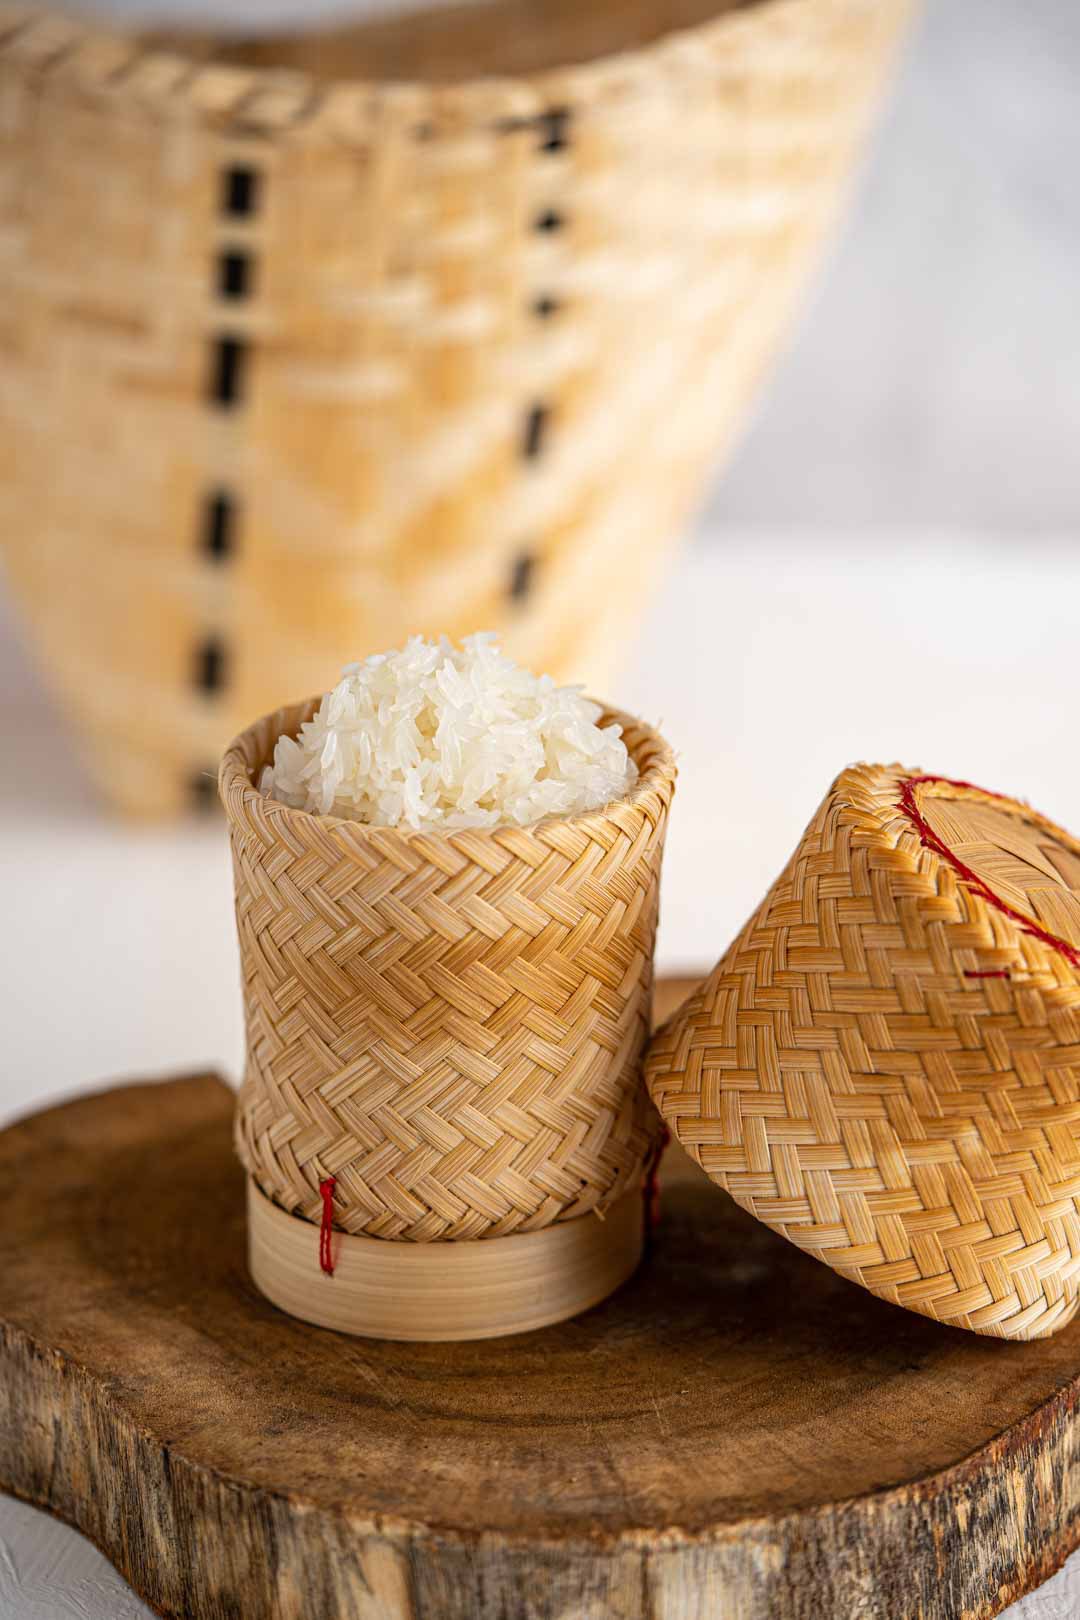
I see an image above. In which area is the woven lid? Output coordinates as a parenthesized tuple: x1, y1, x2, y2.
(645, 765, 1080, 1343)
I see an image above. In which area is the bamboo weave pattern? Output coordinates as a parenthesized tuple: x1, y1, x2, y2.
(223, 700, 675, 1241)
(0, 0, 909, 814)
(646, 766, 1080, 1341)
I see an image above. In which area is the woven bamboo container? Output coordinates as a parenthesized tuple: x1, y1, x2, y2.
(220, 697, 675, 1338)
(0, 0, 908, 816)
(646, 765, 1080, 1342)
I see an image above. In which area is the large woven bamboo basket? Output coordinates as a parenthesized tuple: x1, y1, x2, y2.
(646, 765, 1080, 1343)
(0, 0, 909, 816)
(220, 697, 675, 1336)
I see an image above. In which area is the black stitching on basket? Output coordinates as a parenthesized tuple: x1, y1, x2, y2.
(509, 552, 537, 602)
(203, 491, 236, 562)
(534, 208, 564, 233)
(538, 109, 570, 152)
(219, 250, 251, 300)
(189, 769, 218, 811)
(210, 337, 246, 407)
(222, 166, 260, 218)
(522, 404, 550, 460)
(532, 294, 560, 320)
(195, 635, 228, 694)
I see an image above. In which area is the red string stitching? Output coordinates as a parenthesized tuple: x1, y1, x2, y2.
(319, 1177, 337, 1276)
(643, 1126, 670, 1242)
(897, 774, 1080, 971)
(963, 969, 1011, 980)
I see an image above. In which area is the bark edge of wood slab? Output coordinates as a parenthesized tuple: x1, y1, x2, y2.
(1, 1020, 1079, 1616)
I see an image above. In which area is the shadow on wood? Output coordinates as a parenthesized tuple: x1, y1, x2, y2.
(0, 982, 1077, 1618)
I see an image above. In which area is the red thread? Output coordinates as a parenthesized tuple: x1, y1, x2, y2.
(319, 1177, 337, 1276)
(643, 1126, 670, 1241)
(963, 969, 1011, 980)
(897, 774, 1080, 971)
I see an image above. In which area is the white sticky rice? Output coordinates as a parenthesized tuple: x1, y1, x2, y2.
(259, 633, 637, 830)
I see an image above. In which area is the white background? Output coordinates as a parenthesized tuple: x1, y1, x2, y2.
(3, 0, 1080, 1612)
(6, 531, 1080, 1126)
(4, 536, 1080, 1620)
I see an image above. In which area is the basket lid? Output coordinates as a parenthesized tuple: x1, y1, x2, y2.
(644, 764, 1080, 1343)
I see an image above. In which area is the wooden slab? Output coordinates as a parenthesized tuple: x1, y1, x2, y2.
(2, 982, 1080, 1620)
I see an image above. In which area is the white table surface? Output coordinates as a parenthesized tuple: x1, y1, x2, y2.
(3, 533, 1080, 1617)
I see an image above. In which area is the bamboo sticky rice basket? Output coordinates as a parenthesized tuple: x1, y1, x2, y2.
(220, 697, 675, 1337)
(646, 765, 1080, 1342)
(0, 0, 909, 815)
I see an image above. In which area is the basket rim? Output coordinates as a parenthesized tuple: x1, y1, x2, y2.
(836, 761, 1080, 861)
(0, 0, 820, 136)
(827, 761, 1080, 980)
(219, 691, 677, 852)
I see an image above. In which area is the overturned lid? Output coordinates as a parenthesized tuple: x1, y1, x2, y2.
(645, 764, 1080, 1343)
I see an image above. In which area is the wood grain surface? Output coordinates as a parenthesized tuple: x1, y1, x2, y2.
(3, 982, 1080, 1620)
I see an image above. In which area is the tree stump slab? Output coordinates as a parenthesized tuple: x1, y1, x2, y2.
(2, 983, 1080, 1620)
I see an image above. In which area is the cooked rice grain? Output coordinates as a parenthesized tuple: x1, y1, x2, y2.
(260, 633, 637, 830)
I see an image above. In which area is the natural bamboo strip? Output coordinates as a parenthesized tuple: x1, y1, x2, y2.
(247, 1177, 644, 1340)
(645, 765, 1080, 1341)
(0, 0, 911, 814)
(222, 697, 676, 1243)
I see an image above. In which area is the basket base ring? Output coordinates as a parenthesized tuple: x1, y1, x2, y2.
(247, 1177, 644, 1341)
